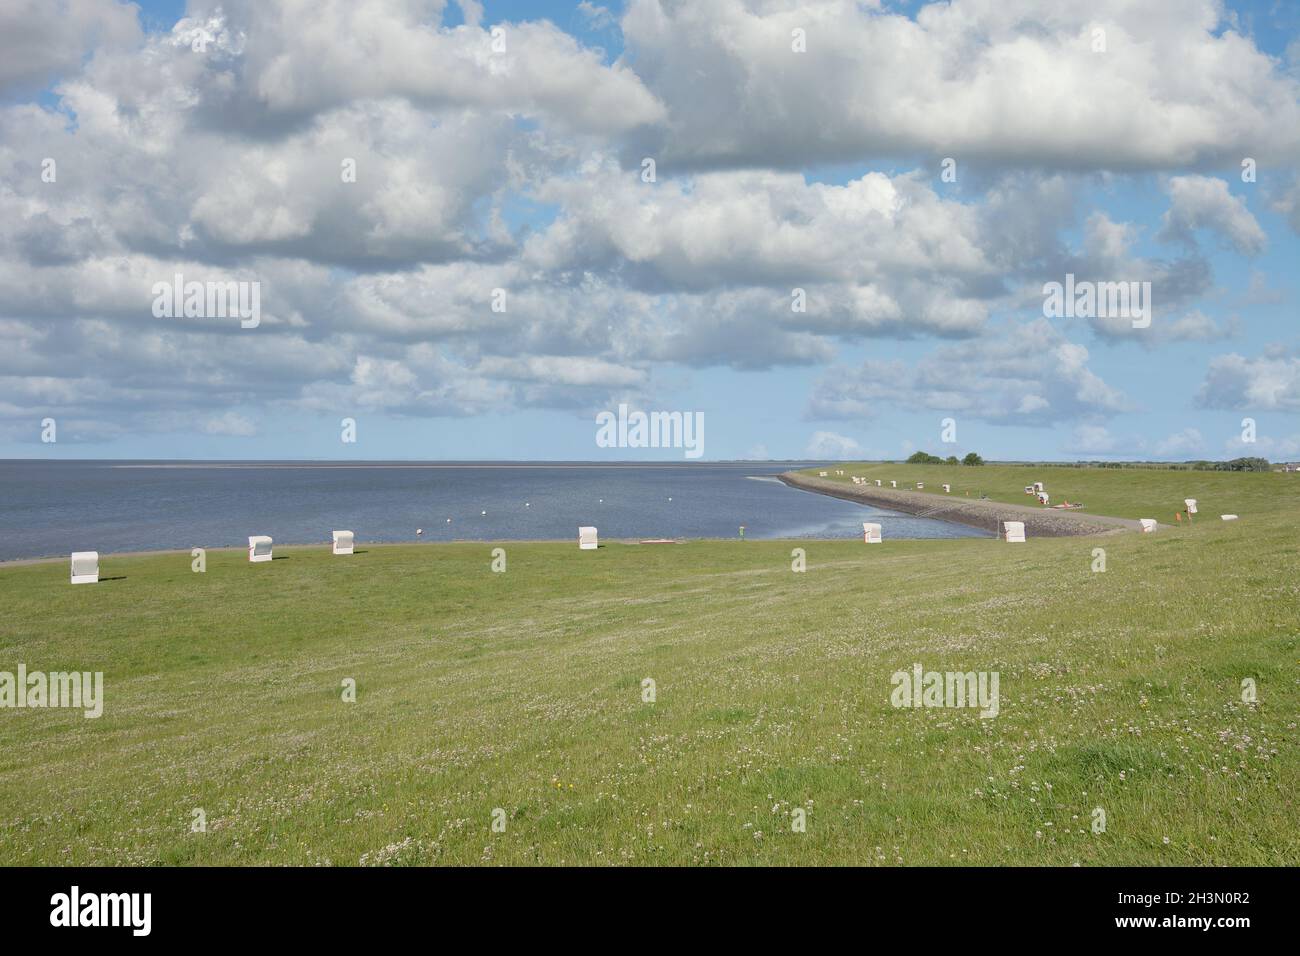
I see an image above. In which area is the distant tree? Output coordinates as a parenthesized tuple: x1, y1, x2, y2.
(1220, 456, 1270, 472)
(906, 451, 943, 464)
(945, 455, 959, 465)
(962, 452, 985, 466)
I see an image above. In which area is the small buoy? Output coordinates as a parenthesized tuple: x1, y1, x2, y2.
(416, 529, 423, 536)
(525, 502, 530, 507)
(446, 517, 452, 523)
(667, 496, 673, 502)
(598, 498, 603, 504)
(481, 510, 487, 516)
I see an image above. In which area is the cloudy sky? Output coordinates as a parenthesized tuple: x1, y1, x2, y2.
(1, 0, 1298, 461)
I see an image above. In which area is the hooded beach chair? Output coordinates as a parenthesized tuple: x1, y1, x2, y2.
(916, 482, 924, 490)
(942, 483, 951, 493)
(862, 522, 882, 544)
(1139, 518, 1157, 533)
(1184, 498, 1198, 515)
(248, 535, 273, 562)
(332, 530, 354, 555)
(1220, 514, 1238, 521)
(579, 526, 598, 550)
(70, 551, 99, 584)
(889, 480, 897, 488)
(1003, 521, 1026, 543)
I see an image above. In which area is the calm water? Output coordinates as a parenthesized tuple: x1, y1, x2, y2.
(0, 461, 982, 560)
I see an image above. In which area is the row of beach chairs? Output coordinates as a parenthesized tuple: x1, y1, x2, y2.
(68, 527, 603, 583)
(62, 498, 1241, 583)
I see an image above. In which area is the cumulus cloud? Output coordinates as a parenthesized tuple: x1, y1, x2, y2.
(1064, 424, 1206, 459)
(1157, 310, 1237, 344)
(1271, 174, 1300, 236)
(1196, 347, 1300, 411)
(1066, 424, 1119, 455)
(163, 0, 665, 136)
(619, 0, 1300, 172)
(0, 0, 140, 95)
(1152, 428, 1205, 457)
(809, 320, 1127, 425)
(805, 430, 864, 459)
(1158, 176, 1266, 255)
(1224, 432, 1300, 460)
(0, 0, 1296, 449)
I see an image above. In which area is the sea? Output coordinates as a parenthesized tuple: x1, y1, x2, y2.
(0, 460, 983, 560)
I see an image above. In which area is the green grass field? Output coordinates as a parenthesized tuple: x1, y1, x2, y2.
(0, 465, 1296, 865)
(797, 461, 1295, 521)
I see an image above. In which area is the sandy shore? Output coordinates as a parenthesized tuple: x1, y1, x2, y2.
(780, 472, 1145, 537)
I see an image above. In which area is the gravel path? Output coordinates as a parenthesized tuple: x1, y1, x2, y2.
(780, 473, 1147, 537)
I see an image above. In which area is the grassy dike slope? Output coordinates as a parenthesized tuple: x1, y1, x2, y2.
(0, 469, 1296, 865)
(793, 461, 1293, 523)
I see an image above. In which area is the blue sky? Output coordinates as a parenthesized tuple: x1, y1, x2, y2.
(1, 0, 1298, 461)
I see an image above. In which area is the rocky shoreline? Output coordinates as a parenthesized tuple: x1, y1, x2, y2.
(779, 472, 1143, 537)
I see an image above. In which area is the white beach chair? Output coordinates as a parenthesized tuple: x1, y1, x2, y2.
(875, 479, 882, 487)
(1003, 521, 1026, 543)
(889, 480, 897, 488)
(1139, 518, 1157, 533)
(1033, 482, 1045, 493)
(942, 483, 951, 493)
(248, 535, 273, 562)
(579, 526, 598, 550)
(1037, 492, 1049, 505)
(1184, 498, 1198, 514)
(70, 551, 99, 584)
(1220, 514, 1239, 521)
(332, 530, 354, 555)
(1024, 485, 1034, 495)
(916, 482, 924, 490)
(818, 471, 828, 477)
(862, 522, 882, 544)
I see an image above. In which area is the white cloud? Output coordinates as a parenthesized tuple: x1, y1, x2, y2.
(1152, 428, 1204, 457)
(619, 0, 1300, 172)
(0, 0, 140, 94)
(1067, 424, 1118, 455)
(810, 321, 1127, 425)
(806, 430, 864, 459)
(0, 0, 1295, 450)
(170, 0, 665, 135)
(1224, 432, 1300, 460)
(1196, 348, 1300, 411)
(1158, 176, 1266, 255)
(1065, 425, 1205, 459)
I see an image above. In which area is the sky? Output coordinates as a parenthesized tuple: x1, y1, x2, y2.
(0, 0, 1298, 462)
